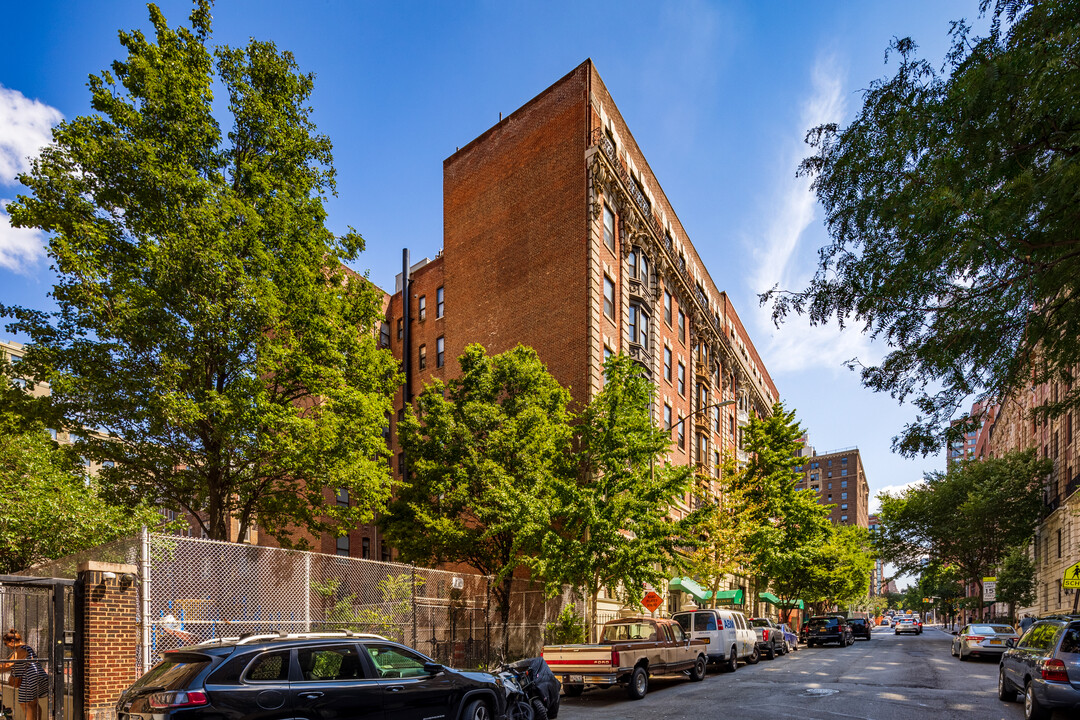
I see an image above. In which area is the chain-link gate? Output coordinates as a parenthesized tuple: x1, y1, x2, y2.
(0, 576, 78, 720)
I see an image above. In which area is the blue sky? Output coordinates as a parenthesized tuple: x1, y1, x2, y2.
(1, 1, 982, 517)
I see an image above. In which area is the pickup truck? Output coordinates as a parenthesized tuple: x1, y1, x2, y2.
(542, 616, 708, 700)
(749, 617, 786, 659)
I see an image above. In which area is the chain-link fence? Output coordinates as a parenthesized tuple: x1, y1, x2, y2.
(28, 533, 581, 674)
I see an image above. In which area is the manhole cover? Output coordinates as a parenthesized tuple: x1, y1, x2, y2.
(803, 688, 839, 696)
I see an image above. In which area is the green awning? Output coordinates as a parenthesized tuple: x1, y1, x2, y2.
(668, 576, 711, 604)
(781, 599, 805, 610)
(713, 589, 744, 605)
(759, 591, 781, 605)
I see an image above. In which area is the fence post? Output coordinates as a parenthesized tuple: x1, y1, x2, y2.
(51, 580, 64, 720)
(411, 567, 418, 648)
(304, 552, 312, 632)
(139, 527, 151, 674)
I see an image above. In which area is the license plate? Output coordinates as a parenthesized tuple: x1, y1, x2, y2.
(701, 637, 710, 643)
(990, 639, 1002, 645)
(569, 675, 583, 682)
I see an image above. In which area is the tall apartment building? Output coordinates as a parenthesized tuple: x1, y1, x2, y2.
(794, 447, 871, 528)
(948, 400, 999, 466)
(868, 514, 885, 595)
(986, 368, 1079, 616)
(367, 60, 780, 614)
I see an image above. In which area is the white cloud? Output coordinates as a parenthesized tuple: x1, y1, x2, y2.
(747, 53, 878, 375)
(0, 85, 61, 273)
(0, 84, 62, 184)
(869, 479, 925, 515)
(0, 202, 48, 273)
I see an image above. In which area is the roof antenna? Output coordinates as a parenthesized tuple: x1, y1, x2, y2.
(499, 112, 502, 122)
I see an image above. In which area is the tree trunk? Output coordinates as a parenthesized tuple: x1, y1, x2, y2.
(588, 589, 600, 643)
(497, 577, 514, 661)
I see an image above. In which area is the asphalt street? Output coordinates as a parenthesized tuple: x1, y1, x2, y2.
(557, 624, 1040, 720)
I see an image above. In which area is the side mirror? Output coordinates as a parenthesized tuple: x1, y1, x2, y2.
(424, 662, 444, 674)
(951, 631, 958, 636)
(1005, 639, 1015, 649)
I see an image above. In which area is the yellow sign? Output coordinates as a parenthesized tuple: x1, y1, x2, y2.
(1064, 562, 1080, 589)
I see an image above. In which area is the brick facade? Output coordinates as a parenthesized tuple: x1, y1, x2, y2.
(795, 448, 871, 528)
(78, 561, 138, 720)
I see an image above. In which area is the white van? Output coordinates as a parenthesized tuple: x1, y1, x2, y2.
(672, 608, 759, 671)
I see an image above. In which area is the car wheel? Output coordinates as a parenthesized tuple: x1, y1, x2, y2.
(690, 655, 707, 681)
(997, 668, 1017, 702)
(530, 698, 549, 720)
(562, 683, 584, 698)
(463, 699, 492, 720)
(509, 701, 535, 720)
(747, 645, 760, 664)
(1025, 680, 1051, 720)
(626, 666, 649, 700)
(726, 645, 738, 672)
(950, 642, 956, 657)
(766, 642, 776, 660)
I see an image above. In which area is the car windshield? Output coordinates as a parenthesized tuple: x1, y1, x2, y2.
(850, 619, 866, 625)
(807, 618, 837, 628)
(601, 622, 657, 642)
(128, 654, 210, 692)
(968, 625, 1013, 635)
(750, 619, 770, 627)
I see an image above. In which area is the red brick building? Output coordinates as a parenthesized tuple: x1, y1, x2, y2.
(794, 447, 871, 528)
(325, 61, 779, 568)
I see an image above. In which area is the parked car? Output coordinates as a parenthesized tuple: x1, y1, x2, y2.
(672, 608, 759, 671)
(543, 616, 707, 700)
(749, 617, 786, 659)
(778, 623, 799, 652)
(115, 631, 507, 720)
(804, 616, 853, 647)
(950, 623, 1018, 660)
(999, 618, 1080, 719)
(895, 617, 921, 635)
(848, 617, 873, 641)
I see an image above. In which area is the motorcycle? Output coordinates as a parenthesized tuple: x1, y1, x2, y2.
(496, 657, 560, 720)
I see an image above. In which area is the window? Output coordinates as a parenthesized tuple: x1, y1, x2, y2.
(841, 515, 848, 523)
(841, 457, 848, 464)
(664, 404, 672, 434)
(629, 303, 649, 348)
(841, 492, 848, 500)
(640, 254, 649, 285)
(603, 275, 615, 319)
(603, 345, 613, 362)
(664, 347, 672, 382)
(714, 450, 721, 478)
(245, 651, 290, 682)
(827, 459, 832, 467)
(418, 344, 426, 370)
(678, 310, 685, 343)
(840, 480, 847, 488)
(1059, 529, 1063, 558)
(811, 474, 818, 482)
(418, 295, 426, 322)
(677, 416, 685, 450)
(336, 488, 349, 507)
(436, 286, 444, 318)
(365, 644, 429, 679)
(336, 535, 349, 557)
(603, 205, 616, 251)
(47, 428, 57, 441)
(628, 250, 637, 278)
(362, 537, 370, 559)
(398, 452, 404, 477)
(827, 482, 832, 489)
(827, 471, 832, 478)
(298, 645, 364, 681)
(841, 468, 848, 476)
(664, 291, 672, 325)
(379, 322, 390, 348)
(841, 503, 848, 510)
(397, 318, 403, 340)
(677, 362, 685, 395)
(436, 336, 445, 368)
(714, 406, 721, 433)
(811, 462, 819, 469)
(1068, 414, 1073, 445)
(381, 542, 390, 562)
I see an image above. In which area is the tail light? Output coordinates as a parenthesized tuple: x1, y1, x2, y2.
(611, 650, 620, 668)
(148, 690, 208, 709)
(1041, 659, 1069, 683)
(763, 630, 770, 641)
(966, 636, 985, 643)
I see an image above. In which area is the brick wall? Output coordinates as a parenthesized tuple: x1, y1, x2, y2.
(78, 561, 138, 720)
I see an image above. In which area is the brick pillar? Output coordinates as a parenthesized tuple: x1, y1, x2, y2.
(77, 561, 139, 720)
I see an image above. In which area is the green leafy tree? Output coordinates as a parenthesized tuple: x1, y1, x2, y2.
(764, 0, 1080, 455)
(817, 525, 875, 610)
(683, 454, 760, 609)
(996, 546, 1037, 622)
(2, 2, 398, 543)
(381, 344, 573, 656)
(0, 421, 163, 573)
(875, 450, 1050, 615)
(539, 354, 700, 641)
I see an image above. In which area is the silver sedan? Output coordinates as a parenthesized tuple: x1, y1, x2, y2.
(951, 623, 1018, 660)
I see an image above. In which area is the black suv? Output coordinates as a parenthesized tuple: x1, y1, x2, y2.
(848, 617, 872, 641)
(804, 616, 854, 647)
(116, 631, 508, 720)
